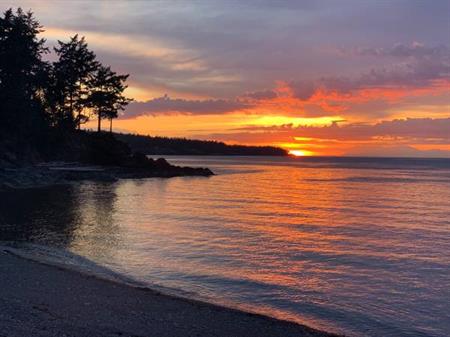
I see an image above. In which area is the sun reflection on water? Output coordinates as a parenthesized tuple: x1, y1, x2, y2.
(1, 156, 450, 337)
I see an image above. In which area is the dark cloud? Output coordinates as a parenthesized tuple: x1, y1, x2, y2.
(348, 43, 449, 58)
(290, 82, 316, 100)
(241, 90, 278, 100)
(290, 44, 450, 100)
(123, 95, 252, 118)
(368, 118, 450, 140)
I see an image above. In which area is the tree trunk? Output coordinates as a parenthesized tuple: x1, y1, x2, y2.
(69, 92, 74, 128)
(97, 114, 101, 132)
(77, 83, 82, 130)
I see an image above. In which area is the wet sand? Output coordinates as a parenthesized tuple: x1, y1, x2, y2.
(0, 249, 339, 337)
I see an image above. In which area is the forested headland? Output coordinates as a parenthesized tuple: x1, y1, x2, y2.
(0, 8, 282, 177)
(0, 8, 215, 180)
(116, 134, 287, 156)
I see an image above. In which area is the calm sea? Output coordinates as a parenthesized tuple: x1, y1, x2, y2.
(1, 156, 450, 337)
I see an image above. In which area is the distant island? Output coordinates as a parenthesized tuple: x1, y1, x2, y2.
(115, 133, 288, 156)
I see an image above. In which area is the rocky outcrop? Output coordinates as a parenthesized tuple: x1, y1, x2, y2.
(0, 160, 213, 191)
(0, 131, 214, 190)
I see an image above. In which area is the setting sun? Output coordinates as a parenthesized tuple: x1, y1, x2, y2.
(289, 149, 313, 157)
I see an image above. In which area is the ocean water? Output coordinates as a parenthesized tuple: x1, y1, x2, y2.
(1, 156, 450, 337)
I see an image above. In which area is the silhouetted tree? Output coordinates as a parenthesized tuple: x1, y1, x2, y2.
(53, 35, 98, 130)
(0, 8, 48, 138)
(0, 8, 135, 165)
(41, 63, 64, 128)
(87, 65, 131, 132)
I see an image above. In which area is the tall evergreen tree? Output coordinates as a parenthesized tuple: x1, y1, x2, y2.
(0, 8, 134, 164)
(87, 65, 131, 132)
(41, 63, 64, 128)
(53, 34, 98, 130)
(0, 8, 48, 137)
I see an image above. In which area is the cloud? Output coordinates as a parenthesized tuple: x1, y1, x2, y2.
(289, 82, 316, 100)
(241, 89, 278, 100)
(14, 1, 448, 124)
(290, 44, 450, 101)
(189, 117, 450, 157)
(206, 117, 450, 143)
(277, 43, 450, 119)
(20, 0, 449, 100)
(353, 42, 449, 58)
(365, 118, 450, 141)
(116, 40, 449, 120)
(123, 95, 252, 118)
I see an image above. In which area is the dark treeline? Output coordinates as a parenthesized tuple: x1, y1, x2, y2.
(0, 8, 131, 163)
(115, 133, 288, 156)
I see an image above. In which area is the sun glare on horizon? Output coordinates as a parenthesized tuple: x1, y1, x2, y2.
(289, 150, 314, 157)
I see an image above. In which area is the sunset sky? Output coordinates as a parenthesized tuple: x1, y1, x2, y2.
(9, 1, 450, 156)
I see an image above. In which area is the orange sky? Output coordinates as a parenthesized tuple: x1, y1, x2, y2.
(84, 79, 450, 157)
(15, 0, 449, 157)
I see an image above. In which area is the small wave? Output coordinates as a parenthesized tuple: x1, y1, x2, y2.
(0, 241, 199, 300)
(0, 241, 141, 284)
(304, 176, 449, 184)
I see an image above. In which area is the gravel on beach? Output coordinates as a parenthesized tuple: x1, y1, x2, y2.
(0, 249, 339, 337)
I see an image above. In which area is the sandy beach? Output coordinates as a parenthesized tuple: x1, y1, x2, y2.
(0, 249, 338, 337)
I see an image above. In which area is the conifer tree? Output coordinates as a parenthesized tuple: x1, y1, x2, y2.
(0, 8, 48, 136)
(87, 65, 131, 132)
(53, 35, 98, 130)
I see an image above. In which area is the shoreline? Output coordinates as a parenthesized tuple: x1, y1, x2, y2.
(0, 245, 340, 337)
(0, 161, 213, 191)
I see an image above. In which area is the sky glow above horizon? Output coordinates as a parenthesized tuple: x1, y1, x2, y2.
(7, 0, 450, 156)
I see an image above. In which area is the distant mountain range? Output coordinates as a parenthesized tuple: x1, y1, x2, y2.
(115, 133, 287, 156)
